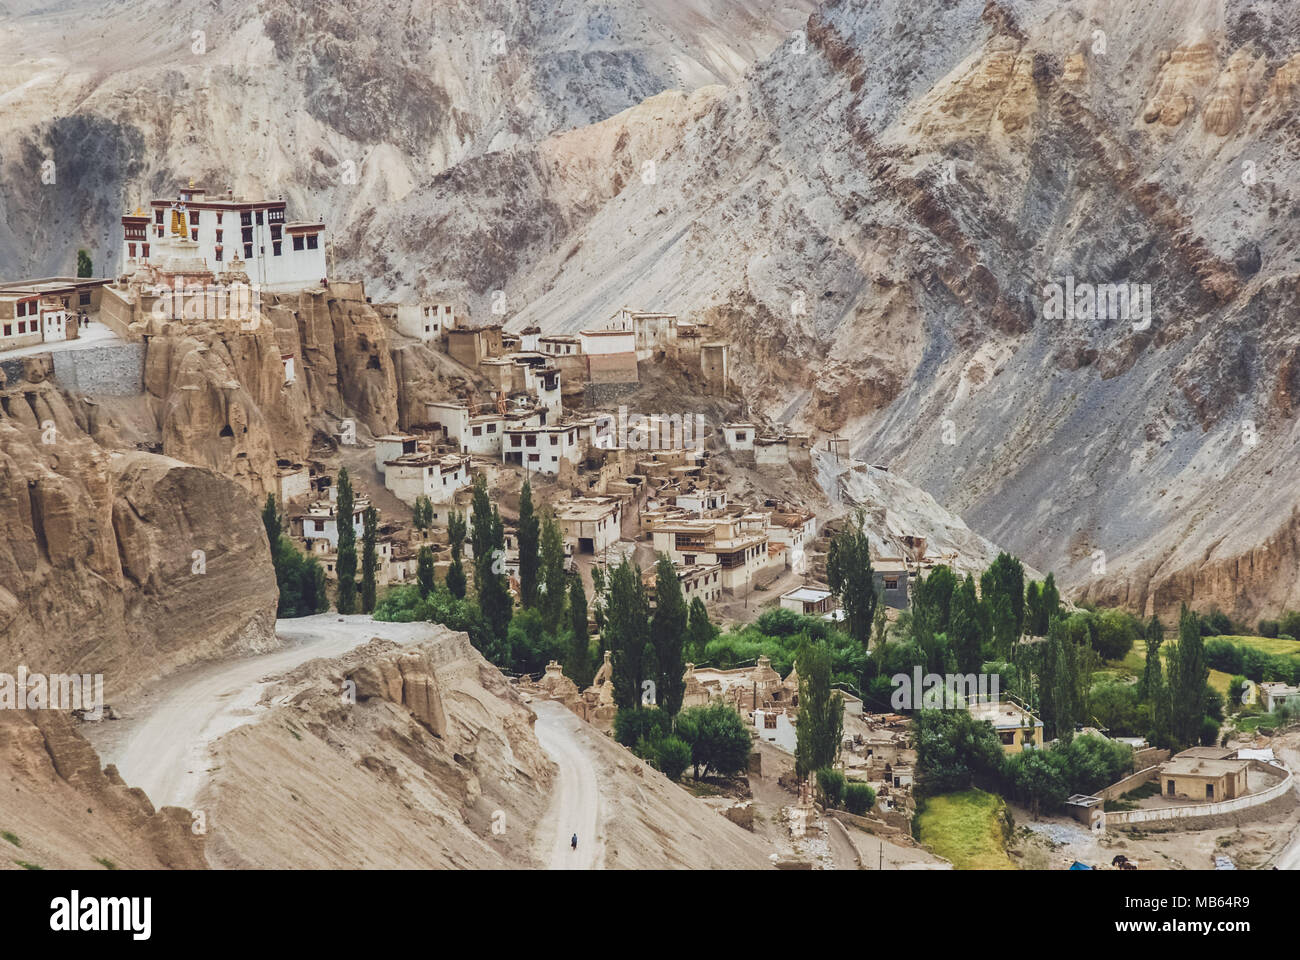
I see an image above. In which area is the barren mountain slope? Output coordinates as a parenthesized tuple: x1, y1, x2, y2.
(434, 0, 1298, 620)
(0, 0, 814, 279)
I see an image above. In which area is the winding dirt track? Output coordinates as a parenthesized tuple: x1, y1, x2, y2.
(531, 700, 604, 869)
(85, 616, 437, 810)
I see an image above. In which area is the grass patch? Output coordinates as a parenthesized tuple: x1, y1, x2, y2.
(93, 857, 118, 870)
(13, 860, 42, 870)
(1122, 781, 1161, 801)
(1, 831, 19, 848)
(284, 724, 302, 742)
(916, 789, 1015, 870)
(1214, 635, 1300, 657)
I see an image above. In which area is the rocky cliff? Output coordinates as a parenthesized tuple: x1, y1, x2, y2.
(0, 377, 277, 700)
(142, 286, 399, 496)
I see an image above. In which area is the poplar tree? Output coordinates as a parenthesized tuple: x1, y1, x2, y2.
(360, 505, 378, 613)
(795, 639, 843, 777)
(605, 559, 650, 709)
(567, 575, 593, 687)
(651, 555, 687, 716)
(335, 468, 358, 614)
(446, 509, 467, 598)
(538, 513, 567, 634)
(416, 544, 435, 598)
(470, 476, 511, 644)
(1167, 604, 1208, 747)
(517, 480, 540, 608)
(826, 510, 876, 649)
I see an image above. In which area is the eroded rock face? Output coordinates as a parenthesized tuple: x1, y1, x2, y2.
(0, 383, 277, 698)
(0, 710, 206, 870)
(349, 648, 448, 737)
(144, 287, 398, 497)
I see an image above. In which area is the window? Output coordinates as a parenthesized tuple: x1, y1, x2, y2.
(17, 321, 25, 334)
(550, 435, 558, 445)
(155, 209, 165, 224)
(244, 244, 253, 259)
(293, 235, 304, 251)
(216, 212, 222, 224)
(215, 247, 223, 262)
(215, 230, 223, 242)
(884, 577, 898, 591)
(191, 229, 198, 241)
(2, 324, 10, 336)
(472, 426, 482, 437)
(128, 243, 136, 259)
(528, 454, 540, 463)
(486, 423, 496, 433)
(306, 234, 318, 250)
(273, 242, 282, 256)
(77, 290, 89, 306)
(255, 211, 264, 225)
(1166, 780, 1175, 795)
(241, 211, 251, 226)
(141, 244, 149, 258)
(526, 435, 537, 447)
(189, 210, 199, 225)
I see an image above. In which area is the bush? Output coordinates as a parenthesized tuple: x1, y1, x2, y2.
(675, 702, 753, 780)
(1259, 620, 1280, 639)
(844, 782, 877, 815)
(613, 706, 671, 749)
(816, 768, 846, 809)
(656, 736, 691, 781)
(1279, 611, 1300, 639)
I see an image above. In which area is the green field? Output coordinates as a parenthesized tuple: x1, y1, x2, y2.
(916, 789, 1016, 870)
(1213, 635, 1300, 657)
(1116, 645, 1233, 696)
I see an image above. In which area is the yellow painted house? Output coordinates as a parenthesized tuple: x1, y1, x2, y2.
(968, 699, 1045, 753)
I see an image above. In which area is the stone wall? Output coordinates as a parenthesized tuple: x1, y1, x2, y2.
(1107, 762, 1294, 830)
(51, 342, 146, 396)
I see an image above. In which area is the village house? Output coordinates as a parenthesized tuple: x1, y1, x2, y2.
(1259, 681, 1300, 713)
(503, 422, 582, 475)
(0, 277, 108, 351)
(120, 181, 326, 290)
(396, 302, 454, 341)
(874, 561, 910, 609)
(644, 561, 723, 608)
(578, 328, 638, 384)
(968, 698, 1045, 753)
(648, 514, 776, 595)
(382, 452, 472, 506)
(446, 325, 504, 368)
(291, 493, 369, 550)
(722, 422, 755, 452)
(780, 585, 836, 617)
(606, 307, 677, 360)
(553, 496, 623, 555)
(1159, 755, 1251, 802)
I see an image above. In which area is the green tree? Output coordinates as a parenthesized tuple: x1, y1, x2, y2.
(980, 552, 1026, 644)
(416, 544, 435, 598)
(675, 702, 752, 780)
(76, 249, 93, 278)
(360, 505, 379, 613)
(261, 493, 282, 545)
(335, 468, 358, 614)
(656, 736, 691, 781)
(914, 564, 957, 636)
(412, 495, 433, 534)
(538, 512, 567, 634)
(567, 575, 593, 688)
(470, 476, 511, 644)
(950, 574, 984, 674)
(1167, 604, 1209, 749)
(913, 709, 1006, 792)
(651, 555, 688, 716)
(795, 639, 843, 777)
(604, 559, 651, 709)
(1138, 616, 1164, 700)
(826, 510, 876, 649)
(685, 596, 716, 664)
(446, 509, 467, 599)
(517, 480, 540, 609)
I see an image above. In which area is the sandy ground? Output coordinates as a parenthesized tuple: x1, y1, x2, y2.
(83, 615, 439, 809)
(1008, 731, 1300, 870)
(532, 700, 605, 869)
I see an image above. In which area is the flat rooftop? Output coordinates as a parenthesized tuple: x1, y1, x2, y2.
(968, 700, 1043, 729)
(782, 586, 832, 603)
(1161, 758, 1250, 778)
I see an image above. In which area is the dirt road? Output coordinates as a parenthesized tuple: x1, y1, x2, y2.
(1271, 740, 1300, 869)
(531, 700, 604, 869)
(84, 615, 438, 810)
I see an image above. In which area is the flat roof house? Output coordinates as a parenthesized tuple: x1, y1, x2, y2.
(968, 699, 1045, 753)
(1159, 757, 1251, 802)
(780, 586, 835, 617)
